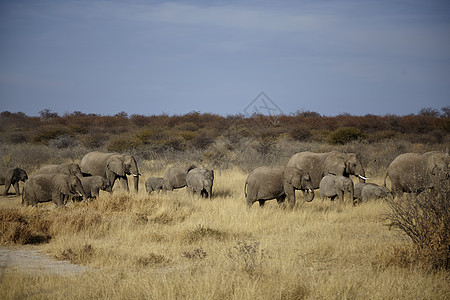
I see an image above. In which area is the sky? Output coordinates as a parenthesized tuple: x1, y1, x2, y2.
(0, 0, 449, 117)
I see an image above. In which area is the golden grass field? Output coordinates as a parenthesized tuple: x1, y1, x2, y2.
(1, 167, 449, 299)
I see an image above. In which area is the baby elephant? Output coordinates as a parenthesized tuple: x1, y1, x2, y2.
(145, 177, 164, 193)
(244, 166, 314, 208)
(0, 167, 28, 196)
(319, 174, 354, 203)
(78, 175, 112, 200)
(186, 168, 214, 198)
(354, 183, 393, 203)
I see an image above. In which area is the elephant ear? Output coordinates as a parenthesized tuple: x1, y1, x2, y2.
(324, 153, 346, 176)
(53, 175, 70, 195)
(107, 157, 125, 176)
(284, 167, 302, 189)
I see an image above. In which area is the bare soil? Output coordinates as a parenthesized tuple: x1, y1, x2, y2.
(0, 246, 89, 276)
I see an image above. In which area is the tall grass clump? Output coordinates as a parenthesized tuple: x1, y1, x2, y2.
(385, 181, 450, 270)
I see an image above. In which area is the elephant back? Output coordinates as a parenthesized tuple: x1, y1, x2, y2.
(80, 151, 113, 176)
(287, 152, 329, 189)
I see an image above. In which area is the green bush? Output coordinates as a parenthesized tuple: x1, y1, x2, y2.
(327, 127, 365, 145)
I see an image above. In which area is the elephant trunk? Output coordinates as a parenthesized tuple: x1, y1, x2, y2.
(79, 186, 88, 200)
(303, 189, 315, 202)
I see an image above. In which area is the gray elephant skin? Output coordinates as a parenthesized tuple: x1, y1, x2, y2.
(22, 173, 87, 206)
(80, 151, 140, 193)
(287, 151, 367, 191)
(163, 165, 196, 191)
(145, 177, 164, 193)
(0, 167, 28, 196)
(319, 174, 354, 203)
(78, 175, 112, 200)
(186, 168, 214, 198)
(384, 151, 449, 197)
(38, 163, 82, 177)
(354, 183, 392, 203)
(244, 166, 314, 208)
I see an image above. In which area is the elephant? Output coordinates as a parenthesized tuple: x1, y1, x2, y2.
(145, 177, 164, 193)
(186, 168, 214, 198)
(244, 166, 314, 208)
(22, 173, 87, 206)
(384, 151, 449, 197)
(354, 183, 392, 203)
(74, 175, 112, 201)
(38, 163, 82, 177)
(287, 151, 367, 193)
(0, 167, 28, 196)
(80, 151, 140, 193)
(163, 165, 196, 191)
(319, 174, 354, 203)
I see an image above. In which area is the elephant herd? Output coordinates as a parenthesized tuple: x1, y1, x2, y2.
(0, 151, 214, 206)
(0, 150, 448, 209)
(244, 150, 449, 208)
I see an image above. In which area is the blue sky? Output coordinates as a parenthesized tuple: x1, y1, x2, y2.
(1, 0, 449, 117)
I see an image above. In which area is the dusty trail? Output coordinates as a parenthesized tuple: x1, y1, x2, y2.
(0, 247, 89, 276)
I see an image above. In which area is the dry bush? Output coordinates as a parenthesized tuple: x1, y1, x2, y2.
(385, 181, 450, 270)
(0, 209, 51, 245)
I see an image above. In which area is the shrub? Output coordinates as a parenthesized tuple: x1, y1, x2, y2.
(190, 130, 215, 149)
(327, 127, 365, 145)
(386, 181, 449, 270)
(48, 134, 79, 149)
(289, 124, 312, 141)
(107, 134, 142, 152)
(32, 127, 72, 144)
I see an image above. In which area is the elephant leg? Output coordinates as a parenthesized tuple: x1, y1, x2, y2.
(13, 181, 20, 196)
(119, 177, 129, 192)
(52, 191, 65, 206)
(337, 190, 344, 202)
(3, 180, 12, 196)
(276, 195, 286, 205)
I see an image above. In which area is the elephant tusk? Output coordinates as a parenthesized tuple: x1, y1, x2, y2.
(308, 189, 313, 193)
(358, 174, 369, 180)
(132, 173, 139, 177)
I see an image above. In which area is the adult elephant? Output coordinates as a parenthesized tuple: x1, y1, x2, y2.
(0, 167, 28, 196)
(80, 151, 140, 192)
(244, 166, 314, 208)
(22, 173, 87, 206)
(38, 163, 82, 177)
(384, 151, 449, 197)
(287, 151, 367, 190)
(163, 165, 196, 191)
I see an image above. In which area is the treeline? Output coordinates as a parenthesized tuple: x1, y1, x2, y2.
(1, 108, 449, 153)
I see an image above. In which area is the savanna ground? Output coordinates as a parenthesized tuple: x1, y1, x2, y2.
(1, 167, 449, 299)
(0, 110, 449, 299)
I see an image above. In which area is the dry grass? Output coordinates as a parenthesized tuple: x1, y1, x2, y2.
(1, 168, 449, 299)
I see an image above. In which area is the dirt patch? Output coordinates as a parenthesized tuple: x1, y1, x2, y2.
(0, 247, 89, 275)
